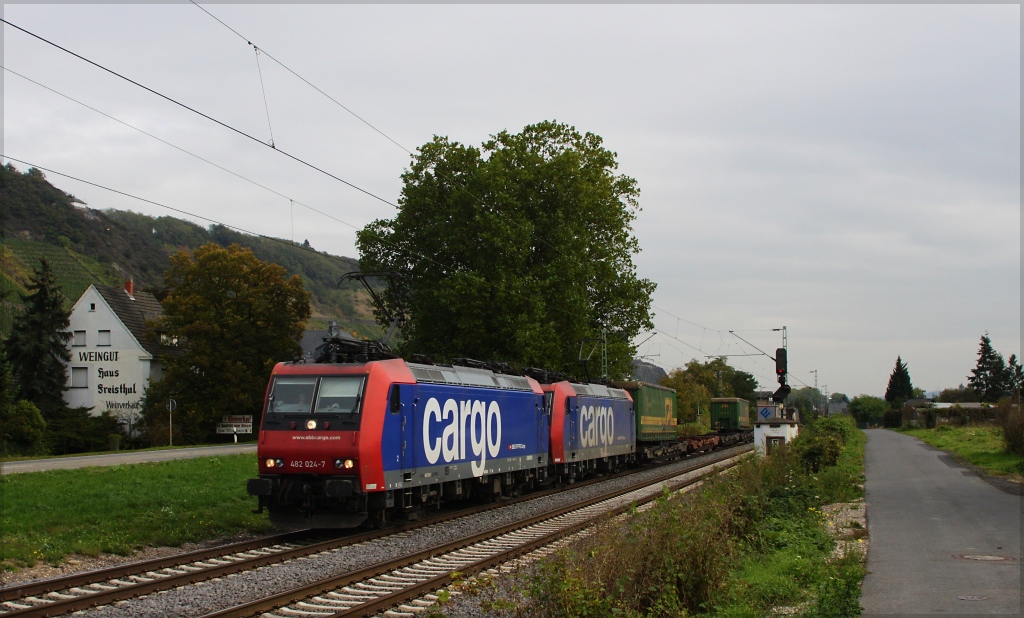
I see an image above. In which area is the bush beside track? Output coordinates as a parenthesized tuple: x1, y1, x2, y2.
(0, 454, 270, 571)
(439, 416, 867, 617)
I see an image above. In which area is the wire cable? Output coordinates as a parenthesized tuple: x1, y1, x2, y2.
(0, 65, 366, 237)
(0, 154, 342, 260)
(252, 46, 276, 148)
(0, 17, 399, 209)
(188, 0, 413, 156)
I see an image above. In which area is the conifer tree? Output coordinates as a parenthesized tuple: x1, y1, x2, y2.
(968, 333, 1010, 402)
(1007, 354, 1023, 400)
(884, 356, 914, 407)
(5, 258, 72, 420)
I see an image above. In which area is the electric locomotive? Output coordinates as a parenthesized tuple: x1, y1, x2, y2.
(247, 347, 554, 528)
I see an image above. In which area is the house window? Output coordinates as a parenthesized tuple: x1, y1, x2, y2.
(89, 303, 96, 311)
(73, 330, 86, 347)
(98, 330, 111, 346)
(71, 367, 88, 388)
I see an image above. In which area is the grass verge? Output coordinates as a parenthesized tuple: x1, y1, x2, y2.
(0, 454, 270, 571)
(899, 424, 1024, 477)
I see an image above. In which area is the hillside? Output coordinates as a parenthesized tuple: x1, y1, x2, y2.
(0, 163, 380, 337)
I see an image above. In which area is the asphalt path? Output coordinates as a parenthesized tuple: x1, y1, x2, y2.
(860, 429, 1022, 615)
(0, 443, 257, 475)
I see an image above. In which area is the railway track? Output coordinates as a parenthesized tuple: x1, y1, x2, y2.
(200, 447, 749, 618)
(0, 444, 751, 617)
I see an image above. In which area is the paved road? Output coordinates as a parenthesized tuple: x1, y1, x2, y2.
(860, 429, 1022, 615)
(0, 443, 257, 475)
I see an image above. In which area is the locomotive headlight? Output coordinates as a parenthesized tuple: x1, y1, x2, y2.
(275, 458, 284, 468)
(306, 419, 317, 430)
(334, 458, 343, 468)
(343, 459, 355, 469)
(265, 458, 275, 468)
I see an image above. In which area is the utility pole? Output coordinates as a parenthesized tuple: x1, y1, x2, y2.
(811, 369, 818, 414)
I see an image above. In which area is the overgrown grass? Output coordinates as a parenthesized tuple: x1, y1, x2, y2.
(503, 416, 866, 617)
(0, 454, 270, 571)
(900, 424, 1024, 476)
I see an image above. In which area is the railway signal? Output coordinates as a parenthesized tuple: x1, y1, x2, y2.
(772, 348, 790, 403)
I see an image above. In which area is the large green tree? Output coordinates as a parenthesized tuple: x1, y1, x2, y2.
(5, 258, 72, 420)
(967, 334, 1011, 403)
(143, 243, 311, 442)
(356, 121, 655, 378)
(884, 356, 914, 407)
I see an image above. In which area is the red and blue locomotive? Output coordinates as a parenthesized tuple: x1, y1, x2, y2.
(247, 341, 637, 528)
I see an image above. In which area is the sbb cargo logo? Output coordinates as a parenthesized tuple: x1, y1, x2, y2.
(423, 398, 502, 476)
(579, 405, 616, 448)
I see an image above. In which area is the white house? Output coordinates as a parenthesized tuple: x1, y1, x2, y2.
(65, 280, 167, 419)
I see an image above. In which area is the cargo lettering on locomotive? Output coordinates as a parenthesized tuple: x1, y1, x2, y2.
(578, 404, 616, 448)
(423, 397, 502, 476)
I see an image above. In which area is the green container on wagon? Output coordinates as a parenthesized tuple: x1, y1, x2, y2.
(709, 397, 750, 431)
(611, 381, 678, 441)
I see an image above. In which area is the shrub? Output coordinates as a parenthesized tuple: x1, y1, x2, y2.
(882, 409, 902, 428)
(925, 410, 936, 429)
(44, 408, 122, 454)
(1, 400, 47, 455)
(793, 432, 843, 473)
(811, 415, 854, 445)
(998, 401, 1023, 456)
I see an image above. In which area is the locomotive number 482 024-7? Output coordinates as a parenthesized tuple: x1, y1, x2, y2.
(290, 460, 325, 469)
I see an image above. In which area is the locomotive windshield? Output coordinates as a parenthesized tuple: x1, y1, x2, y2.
(265, 375, 366, 426)
(268, 377, 317, 413)
(314, 377, 364, 415)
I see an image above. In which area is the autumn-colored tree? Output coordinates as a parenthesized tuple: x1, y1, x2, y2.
(142, 244, 311, 442)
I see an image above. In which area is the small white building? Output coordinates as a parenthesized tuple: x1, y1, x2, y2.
(753, 402, 801, 455)
(65, 280, 167, 421)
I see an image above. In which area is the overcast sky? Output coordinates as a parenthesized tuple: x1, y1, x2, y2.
(3, 3, 1019, 397)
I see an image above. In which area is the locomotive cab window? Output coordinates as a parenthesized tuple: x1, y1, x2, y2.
(268, 377, 317, 414)
(315, 377, 364, 415)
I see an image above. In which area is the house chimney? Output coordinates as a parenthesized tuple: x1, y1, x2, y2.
(124, 278, 135, 298)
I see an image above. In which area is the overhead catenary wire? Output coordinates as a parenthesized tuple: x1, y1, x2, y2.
(0, 17, 399, 210)
(0, 155, 330, 259)
(188, 0, 413, 155)
(0, 65, 362, 235)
